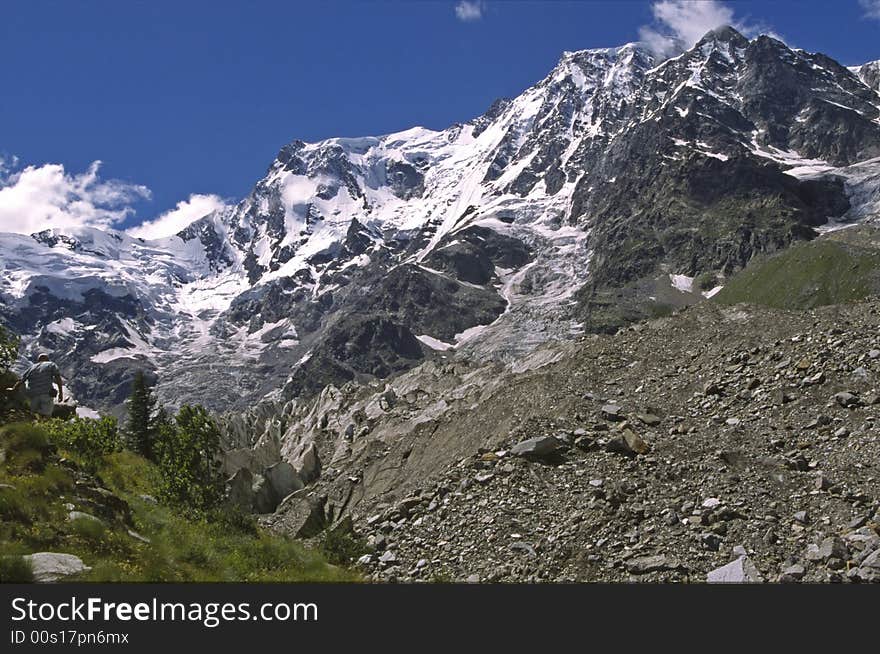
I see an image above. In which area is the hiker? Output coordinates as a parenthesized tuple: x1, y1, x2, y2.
(5, 353, 63, 418)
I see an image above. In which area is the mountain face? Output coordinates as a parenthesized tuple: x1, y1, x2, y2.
(2, 27, 879, 413)
(852, 60, 880, 94)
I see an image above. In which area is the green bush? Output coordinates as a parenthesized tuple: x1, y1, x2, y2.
(0, 555, 33, 583)
(0, 324, 19, 373)
(208, 507, 259, 536)
(154, 405, 224, 515)
(69, 516, 107, 543)
(0, 423, 52, 473)
(42, 417, 122, 471)
(0, 487, 31, 523)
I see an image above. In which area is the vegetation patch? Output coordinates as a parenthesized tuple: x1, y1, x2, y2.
(0, 419, 358, 583)
(714, 238, 880, 309)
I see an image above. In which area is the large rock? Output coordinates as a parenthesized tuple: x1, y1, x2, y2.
(265, 461, 304, 500)
(805, 537, 848, 562)
(251, 474, 276, 514)
(290, 442, 322, 484)
(707, 556, 764, 583)
(276, 492, 328, 538)
(853, 548, 880, 582)
(24, 552, 91, 583)
(222, 448, 256, 477)
(225, 468, 255, 512)
(252, 429, 283, 469)
(626, 554, 679, 574)
(510, 436, 562, 458)
(601, 404, 624, 421)
(606, 428, 651, 456)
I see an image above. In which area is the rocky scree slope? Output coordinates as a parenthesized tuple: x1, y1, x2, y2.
(2, 27, 880, 412)
(246, 294, 880, 582)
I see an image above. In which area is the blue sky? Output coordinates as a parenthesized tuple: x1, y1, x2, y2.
(1, 0, 879, 238)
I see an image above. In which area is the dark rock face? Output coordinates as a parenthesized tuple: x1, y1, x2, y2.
(385, 161, 424, 199)
(177, 216, 235, 270)
(854, 61, 880, 94)
(0, 284, 155, 413)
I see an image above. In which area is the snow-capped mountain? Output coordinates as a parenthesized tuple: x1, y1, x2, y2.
(2, 26, 879, 412)
(852, 59, 880, 94)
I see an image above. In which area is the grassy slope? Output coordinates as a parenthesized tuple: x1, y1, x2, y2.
(713, 236, 880, 310)
(0, 423, 358, 582)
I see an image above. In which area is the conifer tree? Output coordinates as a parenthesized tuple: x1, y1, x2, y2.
(126, 370, 157, 460)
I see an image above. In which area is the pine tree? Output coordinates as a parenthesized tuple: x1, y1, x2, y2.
(126, 370, 157, 460)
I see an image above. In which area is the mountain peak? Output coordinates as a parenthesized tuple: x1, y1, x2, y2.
(692, 24, 750, 54)
(851, 60, 880, 94)
(559, 41, 652, 66)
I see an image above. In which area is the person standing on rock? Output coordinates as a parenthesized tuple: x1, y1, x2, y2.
(4, 353, 63, 419)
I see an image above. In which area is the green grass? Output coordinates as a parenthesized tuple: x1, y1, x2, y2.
(0, 554, 33, 583)
(714, 239, 880, 309)
(0, 422, 359, 583)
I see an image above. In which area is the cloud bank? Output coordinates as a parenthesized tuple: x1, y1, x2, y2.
(0, 159, 151, 236)
(0, 157, 226, 240)
(127, 194, 227, 240)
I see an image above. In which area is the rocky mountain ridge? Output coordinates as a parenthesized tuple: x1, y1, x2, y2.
(1, 27, 879, 415)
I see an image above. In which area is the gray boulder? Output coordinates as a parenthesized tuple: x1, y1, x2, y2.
(222, 448, 256, 477)
(601, 404, 624, 420)
(67, 511, 103, 525)
(853, 548, 880, 582)
(805, 537, 848, 562)
(707, 556, 764, 583)
(265, 461, 304, 500)
(625, 554, 679, 574)
(24, 552, 91, 583)
(834, 391, 859, 408)
(510, 436, 562, 458)
(291, 443, 322, 484)
(276, 492, 328, 538)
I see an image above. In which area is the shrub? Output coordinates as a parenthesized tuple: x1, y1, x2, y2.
(69, 516, 107, 543)
(0, 423, 52, 473)
(208, 507, 259, 536)
(0, 555, 33, 583)
(42, 417, 122, 472)
(155, 405, 224, 515)
(0, 487, 31, 523)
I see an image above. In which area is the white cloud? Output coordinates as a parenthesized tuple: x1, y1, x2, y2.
(638, 0, 773, 59)
(861, 0, 880, 20)
(455, 1, 486, 22)
(0, 154, 19, 176)
(0, 159, 151, 235)
(127, 194, 227, 240)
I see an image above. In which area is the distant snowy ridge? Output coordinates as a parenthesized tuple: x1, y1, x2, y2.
(2, 26, 879, 412)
